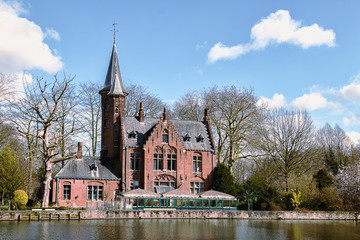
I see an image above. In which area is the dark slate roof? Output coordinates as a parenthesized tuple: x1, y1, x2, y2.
(124, 116, 158, 148)
(123, 116, 214, 152)
(54, 157, 120, 180)
(171, 119, 213, 151)
(100, 43, 125, 95)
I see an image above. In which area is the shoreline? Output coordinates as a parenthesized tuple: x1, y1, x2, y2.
(0, 210, 359, 221)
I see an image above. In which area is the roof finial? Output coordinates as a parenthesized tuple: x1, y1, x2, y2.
(111, 21, 118, 44)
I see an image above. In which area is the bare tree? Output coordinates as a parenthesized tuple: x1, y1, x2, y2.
(78, 81, 102, 156)
(125, 83, 164, 117)
(57, 82, 80, 167)
(204, 86, 264, 170)
(254, 108, 315, 192)
(0, 73, 15, 103)
(11, 74, 77, 207)
(316, 123, 352, 175)
(172, 91, 204, 121)
(10, 112, 40, 197)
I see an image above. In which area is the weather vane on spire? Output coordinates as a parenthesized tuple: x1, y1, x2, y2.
(111, 21, 118, 43)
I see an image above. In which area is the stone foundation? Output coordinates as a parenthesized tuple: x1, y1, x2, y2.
(0, 210, 359, 221)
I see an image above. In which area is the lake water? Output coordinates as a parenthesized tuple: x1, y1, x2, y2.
(0, 219, 359, 240)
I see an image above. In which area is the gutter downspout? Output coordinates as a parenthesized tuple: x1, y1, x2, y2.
(55, 178, 59, 206)
(124, 147, 127, 191)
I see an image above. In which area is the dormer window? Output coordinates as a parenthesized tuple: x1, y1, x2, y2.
(90, 163, 99, 177)
(183, 133, 191, 142)
(90, 163, 97, 171)
(196, 134, 204, 143)
(128, 131, 137, 139)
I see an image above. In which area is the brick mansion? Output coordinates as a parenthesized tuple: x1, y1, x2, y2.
(51, 42, 217, 207)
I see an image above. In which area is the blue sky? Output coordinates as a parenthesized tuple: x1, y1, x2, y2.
(1, 0, 360, 143)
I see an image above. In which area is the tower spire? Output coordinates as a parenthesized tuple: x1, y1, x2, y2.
(100, 23, 125, 95)
(111, 22, 118, 44)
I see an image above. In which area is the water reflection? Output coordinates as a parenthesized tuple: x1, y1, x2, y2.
(0, 219, 359, 240)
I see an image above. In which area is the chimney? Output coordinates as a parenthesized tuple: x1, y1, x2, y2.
(139, 102, 144, 122)
(203, 108, 210, 122)
(162, 106, 168, 122)
(77, 142, 83, 159)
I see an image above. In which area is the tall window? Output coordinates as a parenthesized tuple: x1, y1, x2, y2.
(153, 153, 163, 170)
(87, 185, 103, 200)
(190, 182, 204, 194)
(63, 185, 71, 200)
(167, 154, 176, 171)
(114, 139, 119, 147)
(105, 102, 109, 111)
(162, 134, 168, 143)
(130, 152, 140, 171)
(104, 119, 109, 128)
(193, 154, 202, 172)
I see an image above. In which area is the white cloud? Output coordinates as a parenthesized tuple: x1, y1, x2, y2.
(343, 116, 360, 127)
(338, 77, 360, 102)
(0, 0, 63, 73)
(258, 93, 286, 109)
(208, 43, 251, 62)
(208, 9, 335, 63)
(291, 92, 338, 111)
(346, 131, 360, 144)
(45, 28, 60, 41)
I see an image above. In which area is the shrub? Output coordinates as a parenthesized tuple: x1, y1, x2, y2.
(236, 174, 280, 210)
(301, 186, 343, 211)
(282, 188, 301, 210)
(13, 190, 28, 209)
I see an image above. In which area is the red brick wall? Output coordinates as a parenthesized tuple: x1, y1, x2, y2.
(100, 92, 125, 158)
(52, 178, 120, 207)
(121, 119, 216, 193)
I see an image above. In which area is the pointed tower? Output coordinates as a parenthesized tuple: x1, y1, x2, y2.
(100, 42, 127, 159)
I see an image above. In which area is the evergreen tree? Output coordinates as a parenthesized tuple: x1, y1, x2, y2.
(313, 168, 333, 190)
(211, 163, 236, 195)
(0, 146, 22, 200)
